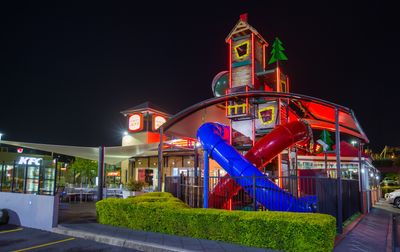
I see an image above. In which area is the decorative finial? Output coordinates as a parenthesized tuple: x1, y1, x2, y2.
(240, 13, 248, 22)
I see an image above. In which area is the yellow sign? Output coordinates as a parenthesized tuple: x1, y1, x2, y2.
(258, 106, 275, 125)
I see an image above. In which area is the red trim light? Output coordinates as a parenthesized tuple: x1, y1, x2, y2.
(128, 113, 143, 132)
(229, 38, 232, 88)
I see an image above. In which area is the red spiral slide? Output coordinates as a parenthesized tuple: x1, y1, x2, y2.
(208, 120, 311, 209)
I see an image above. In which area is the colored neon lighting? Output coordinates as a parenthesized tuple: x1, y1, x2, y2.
(233, 41, 250, 59)
(229, 39, 232, 88)
(251, 34, 255, 87)
(278, 154, 282, 188)
(276, 67, 280, 92)
(263, 44, 266, 70)
(227, 104, 247, 115)
(245, 85, 249, 114)
(258, 106, 275, 125)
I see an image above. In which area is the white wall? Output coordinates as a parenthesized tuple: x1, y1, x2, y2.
(0, 192, 58, 231)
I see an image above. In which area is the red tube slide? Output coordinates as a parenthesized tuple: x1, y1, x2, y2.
(209, 120, 311, 209)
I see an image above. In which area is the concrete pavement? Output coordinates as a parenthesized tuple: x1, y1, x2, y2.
(53, 222, 275, 252)
(334, 201, 395, 252)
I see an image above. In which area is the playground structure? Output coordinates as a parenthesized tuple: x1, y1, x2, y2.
(158, 14, 380, 230)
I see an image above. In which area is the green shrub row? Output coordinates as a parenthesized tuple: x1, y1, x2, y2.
(96, 192, 336, 252)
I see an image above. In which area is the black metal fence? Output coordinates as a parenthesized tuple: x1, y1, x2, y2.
(164, 175, 361, 222)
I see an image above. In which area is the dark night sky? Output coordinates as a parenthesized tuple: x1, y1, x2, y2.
(0, 1, 399, 151)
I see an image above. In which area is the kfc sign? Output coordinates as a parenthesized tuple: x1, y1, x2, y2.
(153, 115, 167, 130)
(128, 113, 143, 132)
(18, 157, 43, 165)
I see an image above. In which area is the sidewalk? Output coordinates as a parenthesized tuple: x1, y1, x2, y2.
(53, 222, 275, 252)
(334, 207, 392, 252)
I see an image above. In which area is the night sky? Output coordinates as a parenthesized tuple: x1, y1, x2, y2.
(0, 1, 398, 151)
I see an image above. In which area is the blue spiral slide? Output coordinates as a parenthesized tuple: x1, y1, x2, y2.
(197, 122, 317, 212)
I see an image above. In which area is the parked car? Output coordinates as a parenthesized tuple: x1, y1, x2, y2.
(385, 189, 400, 208)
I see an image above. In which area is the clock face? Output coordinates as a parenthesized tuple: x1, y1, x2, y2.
(234, 41, 250, 60)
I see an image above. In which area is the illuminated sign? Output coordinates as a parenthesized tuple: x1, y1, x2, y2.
(258, 106, 275, 125)
(153, 115, 167, 130)
(128, 113, 143, 132)
(234, 41, 250, 59)
(107, 171, 120, 177)
(18, 157, 43, 165)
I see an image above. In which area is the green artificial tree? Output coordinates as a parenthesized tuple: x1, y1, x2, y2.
(319, 130, 334, 151)
(268, 37, 288, 66)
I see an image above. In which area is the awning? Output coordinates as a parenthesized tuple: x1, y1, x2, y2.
(162, 91, 369, 143)
(0, 140, 159, 165)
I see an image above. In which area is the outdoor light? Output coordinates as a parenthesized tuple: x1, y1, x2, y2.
(376, 176, 380, 180)
(123, 131, 128, 136)
(0, 133, 3, 140)
(361, 168, 365, 173)
(351, 140, 357, 146)
(195, 142, 201, 148)
(187, 161, 191, 164)
(370, 173, 374, 178)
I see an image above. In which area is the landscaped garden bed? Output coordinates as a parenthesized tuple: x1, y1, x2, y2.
(96, 192, 336, 252)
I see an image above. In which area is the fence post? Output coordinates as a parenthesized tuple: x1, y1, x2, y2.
(203, 149, 209, 208)
(157, 127, 164, 192)
(335, 107, 343, 234)
(0, 161, 4, 191)
(178, 173, 182, 199)
(253, 174, 257, 211)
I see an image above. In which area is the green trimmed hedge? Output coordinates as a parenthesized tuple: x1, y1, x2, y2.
(96, 192, 336, 252)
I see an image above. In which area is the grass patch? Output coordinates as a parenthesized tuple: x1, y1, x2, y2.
(343, 212, 361, 229)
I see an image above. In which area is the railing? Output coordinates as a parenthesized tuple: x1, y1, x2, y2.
(164, 175, 361, 222)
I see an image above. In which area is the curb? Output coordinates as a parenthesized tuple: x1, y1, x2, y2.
(52, 226, 191, 252)
(387, 213, 394, 252)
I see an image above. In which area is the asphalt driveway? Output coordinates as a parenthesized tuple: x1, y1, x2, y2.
(0, 224, 139, 251)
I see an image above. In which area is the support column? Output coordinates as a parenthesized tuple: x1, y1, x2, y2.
(203, 149, 209, 208)
(335, 107, 343, 234)
(157, 127, 163, 191)
(53, 159, 58, 196)
(194, 144, 199, 185)
(97, 146, 105, 201)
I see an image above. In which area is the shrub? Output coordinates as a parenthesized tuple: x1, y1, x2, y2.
(126, 178, 146, 191)
(96, 192, 336, 252)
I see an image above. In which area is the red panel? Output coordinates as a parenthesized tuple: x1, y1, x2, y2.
(138, 169, 145, 182)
